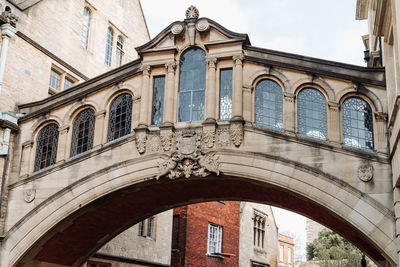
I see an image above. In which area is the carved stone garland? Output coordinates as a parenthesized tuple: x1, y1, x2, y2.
(230, 121, 243, 147)
(157, 130, 220, 180)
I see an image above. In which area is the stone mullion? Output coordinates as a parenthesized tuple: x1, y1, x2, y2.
(56, 126, 69, 163)
(232, 55, 243, 120)
(374, 112, 388, 153)
(242, 85, 252, 122)
(205, 57, 217, 121)
(328, 102, 340, 144)
(283, 92, 295, 134)
(94, 110, 106, 147)
(19, 140, 33, 177)
(139, 64, 151, 127)
(164, 62, 176, 124)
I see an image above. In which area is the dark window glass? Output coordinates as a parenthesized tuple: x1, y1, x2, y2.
(342, 97, 374, 150)
(107, 94, 132, 141)
(255, 79, 283, 130)
(105, 28, 113, 66)
(151, 76, 165, 125)
(297, 88, 327, 140)
(34, 124, 59, 171)
(70, 109, 95, 157)
(178, 48, 206, 122)
(219, 69, 233, 120)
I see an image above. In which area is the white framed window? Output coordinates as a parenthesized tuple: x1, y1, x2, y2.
(81, 7, 91, 48)
(116, 36, 124, 67)
(288, 247, 292, 263)
(280, 245, 284, 262)
(49, 69, 61, 90)
(138, 217, 155, 239)
(105, 27, 113, 66)
(207, 223, 222, 254)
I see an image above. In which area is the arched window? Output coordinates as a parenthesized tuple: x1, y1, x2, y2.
(116, 36, 124, 67)
(81, 7, 91, 48)
(105, 27, 113, 66)
(297, 88, 327, 140)
(107, 93, 132, 141)
(70, 109, 95, 157)
(34, 124, 59, 171)
(255, 79, 283, 131)
(178, 48, 206, 122)
(342, 97, 374, 150)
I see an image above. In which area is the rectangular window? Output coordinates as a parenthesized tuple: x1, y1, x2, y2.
(151, 76, 165, 125)
(138, 217, 155, 239)
(116, 36, 124, 67)
(219, 69, 232, 120)
(207, 223, 222, 254)
(64, 78, 74, 90)
(253, 212, 266, 248)
(280, 245, 284, 262)
(288, 247, 292, 263)
(49, 69, 61, 90)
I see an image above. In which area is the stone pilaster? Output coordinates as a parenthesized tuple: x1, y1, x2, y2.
(94, 110, 106, 147)
(232, 55, 244, 120)
(19, 140, 33, 177)
(327, 101, 340, 144)
(205, 56, 217, 121)
(374, 112, 388, 153)
(283, 92, 295, 134)
(242, 85, 252, 122)
(139, 64, 151, 127)
(164, 61, 176, 124)
(0, 23, 17, 94)
(56, 125, 69, 163)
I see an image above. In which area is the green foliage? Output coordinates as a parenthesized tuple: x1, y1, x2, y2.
(306, 229, 375, 267)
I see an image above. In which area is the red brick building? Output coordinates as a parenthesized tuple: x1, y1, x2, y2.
(171, 201, 240, 267)
(278, 234, 294, 267)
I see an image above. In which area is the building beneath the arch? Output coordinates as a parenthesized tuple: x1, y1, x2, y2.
(0, 3, 398, 267)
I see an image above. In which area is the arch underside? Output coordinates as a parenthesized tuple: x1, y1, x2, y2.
(5, 152, 396, 266)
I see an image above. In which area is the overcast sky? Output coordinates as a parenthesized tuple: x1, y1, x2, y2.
(141, 0, 368, 261)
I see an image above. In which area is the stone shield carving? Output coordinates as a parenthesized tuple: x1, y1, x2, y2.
(23, 189, 36, 203)
(358, 162, 374, 182)
(157, 130, 220, 180)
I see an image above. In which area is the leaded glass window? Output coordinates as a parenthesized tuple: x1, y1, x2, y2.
(105, 27, 113, 66)
(178, 48, 206, 122)
(81, 7, 90, 49)
(107, 93, 132, 141)
(70, 109, 95, 157)
(297, 88, 327, 140)
(342, 97, 374, 150)
(34, 124, 59, 171)
(219, 69, 232, 120)
(255, 79, 283, 130)
(116, 36, 124, 67)
(151, 76, 165, 125)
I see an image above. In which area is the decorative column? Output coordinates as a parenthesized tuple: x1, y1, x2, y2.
(163, 61, 176, 125)
(138, 64, 151, 127)
(374, 112, 388, 153)
(93, 110, 106, 147)
(205, 56, 217, 121)
(19, 140, 33, 177)
(232, 55, 244, 120)
(56, 126, 69, 163)
(327, 102, 341, 144)
(242, 85, 252, 122)
(283, 92, 295, 134)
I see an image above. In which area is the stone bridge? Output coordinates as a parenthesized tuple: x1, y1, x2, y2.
(0, 7, 396, 267)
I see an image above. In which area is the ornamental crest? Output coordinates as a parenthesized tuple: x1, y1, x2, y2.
(202, 126, 215, 149)
(23, 189, 36, 203)
(135, 130, 147, 154)
(176, 130, 201, 156)
(185, 5, 199, 20)
(230, 122, 243, 147)
(358, 162, 374, 182)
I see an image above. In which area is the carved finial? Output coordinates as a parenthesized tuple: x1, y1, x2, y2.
(185, 5, 199, 20)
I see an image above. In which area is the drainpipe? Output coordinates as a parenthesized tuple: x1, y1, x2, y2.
(0, 23, 17, 95)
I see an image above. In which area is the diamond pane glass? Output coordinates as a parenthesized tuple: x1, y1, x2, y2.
(70, 109, 95, 157)
(178, 48, 206, 122)
(297, 88, 327, 140)
(219, 69, 232, 120)
(255, 79, 283, 131)
(107, 94, 132, 141)
(34, 124, 59, 171)
(151, 76, 165, 125)
(342, 97, 374, 150)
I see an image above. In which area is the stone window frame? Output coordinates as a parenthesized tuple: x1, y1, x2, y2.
(138, 217, 156, 240)
(48, 64, 78, 95)
(33, 122, 60, 172)
(115, 35, 124, 67)
(106, 92, 133, 142)
(105, 22, 128, 68)
(69, 108, 96, 157)
(253, 209, 267, 249)
(151, 75, 166, 126)
(81, 7, 91, 49)
(105, 27, 114, 66)
(218, 68, 233, 121)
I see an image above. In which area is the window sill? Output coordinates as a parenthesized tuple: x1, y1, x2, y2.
(206, 253, 224, 260)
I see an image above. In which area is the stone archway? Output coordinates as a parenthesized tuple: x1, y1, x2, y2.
(1, 150, 396, 267)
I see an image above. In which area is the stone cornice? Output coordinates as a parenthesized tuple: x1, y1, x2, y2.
(244, 45, 386, 87)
